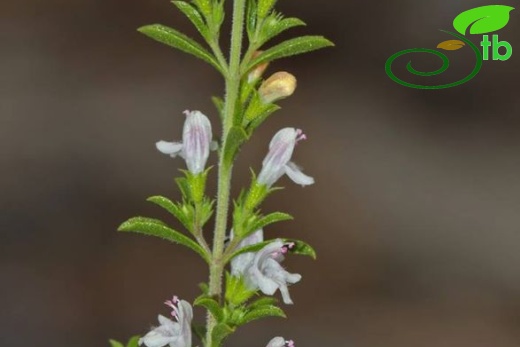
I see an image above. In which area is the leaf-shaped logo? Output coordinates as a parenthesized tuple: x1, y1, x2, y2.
(453, 5, 514, 35)
(437, 40, 465, 51)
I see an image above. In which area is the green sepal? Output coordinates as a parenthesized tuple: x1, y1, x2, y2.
(244, 179, 271, 210)
(138, 24, 222, 73)
(246, 36, 334, 72)
(108, 340, 124, 347)
(239, 304, 286, 325)
(147, 195, 193, 233)
(248, 212, 293, 235)
(186, 169, 209, 204)
(172, 1, 210, 40)
(211, 323, 235, 347)
(118, 217, 210, 263)
(194, 296, 224, 322)
(222, 126, 248, 164)
(225, 273, 257, 306)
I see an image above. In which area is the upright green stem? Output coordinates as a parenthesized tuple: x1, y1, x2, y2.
(205, 0, 247, 346)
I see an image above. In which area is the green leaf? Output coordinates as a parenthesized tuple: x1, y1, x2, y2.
(257, 0, 277, 19)
(194, 296, 224, 322)
(147, 196, 192, 232)
(222, 126, 248, 164)
(291, 239, 317, 259)
(246, 36, 334, 72)
(192, 324, 207, 344)
(138, 24, 222, 72)
(126, 336, 140, 347)
(109, 340, 124, 347)
(246, 103, 281, 132)
(239, 305, 286, 325)
(118, 217, 209, 262)
(172, 1, 210, 40)
(212, 96, 225, 122)
(211, 323, 235, 347)
(246, 0, 258, 41)
(227, 238, 317, 262)
(249, 212, 293, 234)
(453, 5, 514, 35)
(259, 16, 306, 46)
(248, 296, 278, 309)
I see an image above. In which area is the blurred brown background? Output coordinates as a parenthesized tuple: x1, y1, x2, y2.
(2, 0, 520, 346)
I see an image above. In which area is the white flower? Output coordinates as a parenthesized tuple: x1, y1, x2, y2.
(156, 110, 213, 174)
(139, 296, 193, 347)
(257, 128, 314, 187)
(266, 337, 295, 347)
(231, 230, 302, 304)
(230, 229, 264, 276)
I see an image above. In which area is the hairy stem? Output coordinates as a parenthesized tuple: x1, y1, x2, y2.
(205, 0, 247, 346)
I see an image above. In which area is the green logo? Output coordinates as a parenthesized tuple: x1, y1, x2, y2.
(385, 5, 514, 89)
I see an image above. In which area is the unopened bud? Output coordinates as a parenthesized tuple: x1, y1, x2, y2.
(258, 72, 297, 104)
(248, 51, 269, 83)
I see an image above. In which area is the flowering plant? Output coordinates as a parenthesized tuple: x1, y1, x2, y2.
(111, 1, 332, 346)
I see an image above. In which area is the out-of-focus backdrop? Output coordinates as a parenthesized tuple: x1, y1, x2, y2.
(2, 0, 520, 346)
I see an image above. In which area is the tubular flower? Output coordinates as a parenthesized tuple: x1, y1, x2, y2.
(231, 230, 302, 304)
(257, 128, 314, 187)
(139, 296, 193, 347)
(266, 337, 295, 347)
(156, 110, 213, 174)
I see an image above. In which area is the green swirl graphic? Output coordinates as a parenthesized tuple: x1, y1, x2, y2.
(385, 30, 483, 89)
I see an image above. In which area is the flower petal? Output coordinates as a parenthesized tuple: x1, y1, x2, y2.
(284, 162, 314, 186)
(231, 229, 264, 276)
(139, 330, 175, 347)
(156, 141, 183, 157)
(266, 337, 287, 347)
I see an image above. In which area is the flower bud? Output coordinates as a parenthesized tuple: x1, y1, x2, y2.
(258, 71, 297, 104)
(248, 51, 269, 83)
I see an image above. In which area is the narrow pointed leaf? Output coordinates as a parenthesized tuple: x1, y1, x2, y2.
(147, 196, 192, 232)
(239, 305, 286, 325)
(211, 323, 235, 347)
(172, 1, 210, 40)
(222, 126, 248, 164)
(453, 5, 514, 35)
(108, 340, 124, 347)
(247, 36, 334, 72)
(194, 296, 224, 322)
(249, 212, 293, 234)
(118, 217, 209, 262)
(227, 238, 316, 262)
(126, 336, 140, 347)
(248, 296, 278, 309)
(259, 17, 306, 45)
(138, 24, 222, 72)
